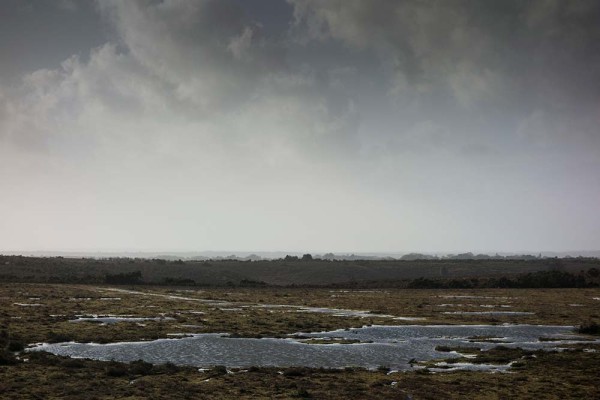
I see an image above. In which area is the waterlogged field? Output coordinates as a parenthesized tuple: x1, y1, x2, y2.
(2, 284, 600, 399)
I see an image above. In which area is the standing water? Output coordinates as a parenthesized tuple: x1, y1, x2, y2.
(28, 324, 594, 370)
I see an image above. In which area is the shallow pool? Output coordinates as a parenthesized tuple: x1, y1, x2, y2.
(29, 324, 592, 370)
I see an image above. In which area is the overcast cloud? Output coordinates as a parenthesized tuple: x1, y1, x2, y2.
(1, 0, 599, 253)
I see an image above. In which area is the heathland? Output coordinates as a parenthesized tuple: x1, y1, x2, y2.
(1, 256, 600, 399)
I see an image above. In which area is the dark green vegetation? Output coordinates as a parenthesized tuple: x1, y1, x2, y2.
(1, 255, 599, 287)
(407, 269, 598, 289)
(578, 321, 600, 335)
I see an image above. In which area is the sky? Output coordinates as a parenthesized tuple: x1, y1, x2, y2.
(1, 0, 599, 254)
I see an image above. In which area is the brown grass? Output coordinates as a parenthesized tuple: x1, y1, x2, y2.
(2, 283, 600, 399)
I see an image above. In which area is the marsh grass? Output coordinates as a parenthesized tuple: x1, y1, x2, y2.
(2, 283, 600, 399)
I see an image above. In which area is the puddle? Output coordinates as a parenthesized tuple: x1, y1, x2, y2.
(253, 304, 298, 309)
(428, 361, 513, 373)
(438, 296, 513, 300)
(70, 316, 175, 324)
(393, 317, 426, 321)
(236, 303, 399, 318)
(102, 288, 203, 301)
(479, 305, 512, 308)
(442, 311, 534, 316)
(29, 324, 596, 370)
(100, 288, 412, 320)
(466, 336, 511, 343)
(438, 304, 511, 309)
(295, 307, 395, 318)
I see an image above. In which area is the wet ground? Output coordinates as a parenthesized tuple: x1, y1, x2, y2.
(30, 324, 596, 369)
(2, 283, 600, 399)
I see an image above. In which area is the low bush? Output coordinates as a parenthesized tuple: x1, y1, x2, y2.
(0, 349, 17, 365)
(283, 367, 307, 377)
(8, 340, 24, 352)
(130, 359, 153, 375)
(61, 358, 86, 368)
(577, 321, 600, 335)
(47, 332, 73, 343)
(106, 361, 128, 377)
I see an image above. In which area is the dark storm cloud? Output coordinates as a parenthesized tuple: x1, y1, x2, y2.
(290, 0, 600, 154)
(0, 0, 104, 82)
(0, 0, 599, 252)
(95, 0, 291, 114)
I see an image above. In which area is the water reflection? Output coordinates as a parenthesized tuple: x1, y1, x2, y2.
(29, 325, 593, 370)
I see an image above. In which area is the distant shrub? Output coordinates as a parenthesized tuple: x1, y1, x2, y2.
(407, 277, 440, 289)
(130, 359, 153, 375)
(7, 340, 24, 352)
(163, 277, 196, 286)
(212, 365, 227, 375)
(47, 332, 73, 343)
(61, 358, 85, 368)
(27, 351, 60, 366)
(577, 322, 600, 335)
(0, 349, 17, 365)
(106, 362, 128, 377)
(163, 362, 179, 372)
(239, 279, 267, 287)
(283, 367, 307, 377)
(295, 387, 311, 398)
(0, 330, 8, 348)
(377, 365, 391, 373)
(105, 271, 142, 285)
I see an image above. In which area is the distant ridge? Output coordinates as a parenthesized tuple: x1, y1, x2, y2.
(2, 250, 599, 260)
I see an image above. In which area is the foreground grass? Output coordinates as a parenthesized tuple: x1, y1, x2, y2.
(1, 345, 599, 399)
(2, 283, 600, 399)
(4, 284, 600, 344)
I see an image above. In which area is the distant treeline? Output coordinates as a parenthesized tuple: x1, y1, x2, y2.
(407, 269, 599, 289)
(104, 271, 142, 285)
(1, 254, 599, 288)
